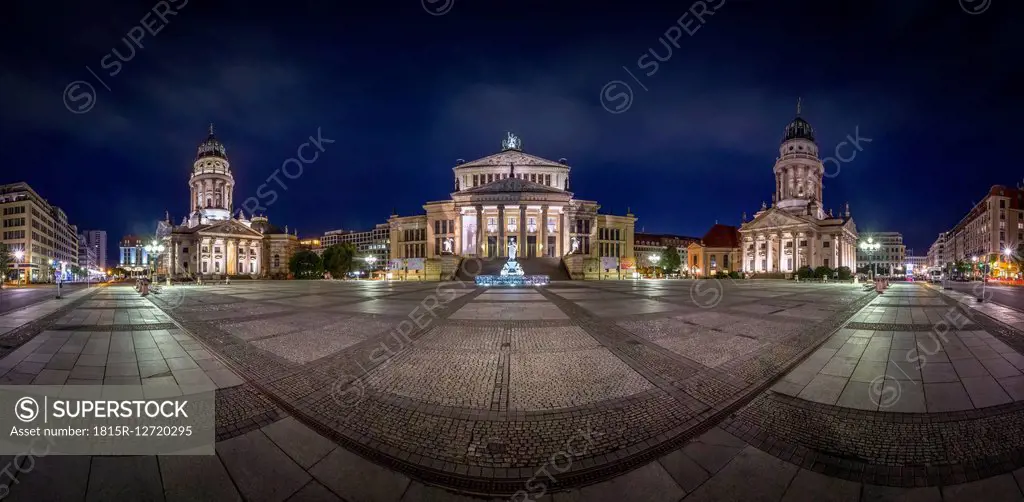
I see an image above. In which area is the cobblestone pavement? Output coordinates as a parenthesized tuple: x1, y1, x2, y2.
(6, 280, 1024, 500)
(134, 278, 877, 496)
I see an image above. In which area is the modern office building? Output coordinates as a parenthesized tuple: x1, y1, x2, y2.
(0, 182, 79, 282)
(856, 232, 906, 275)
(82, 229, 108, 270)
(78, 232, 98, 271)
(321, 224, 391, 268)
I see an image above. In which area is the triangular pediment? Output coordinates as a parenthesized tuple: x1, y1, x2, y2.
(741, 209, 812, 231)
(200, 219, 264, 238)
(456, 150, 567, 169)
(461, 177, 566, 194)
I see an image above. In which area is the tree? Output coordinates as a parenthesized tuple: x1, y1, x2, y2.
(0, 243, 11, 288)
(661, 247, 681, 274)
(836, 266, 852, 280)
(322, 243, 358, 278)
(289, 250, 324, 279)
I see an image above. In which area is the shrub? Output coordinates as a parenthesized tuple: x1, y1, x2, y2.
(714, 271, 729, 279)
(814, 266, 834, 279)
(836, 266, 852, 280)
(796, 266, 815, 279)
(728, 271, 741, 279)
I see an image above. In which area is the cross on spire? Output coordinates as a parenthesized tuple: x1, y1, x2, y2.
(208, 122, 214, 135)
(796, 97, 802, 116)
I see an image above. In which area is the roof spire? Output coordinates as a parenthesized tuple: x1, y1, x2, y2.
(208, 122, 214, 136)
(796, 97, 802, 116)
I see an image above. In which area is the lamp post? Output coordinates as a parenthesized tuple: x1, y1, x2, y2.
(649, 253, 660, 279)
(53, 260, 66, 299)
(364, 255, 377, 280)
(859, 238, 880, 281)
(1003, 247, 1013, 280)
(144, 241, 166, 290)
(13, 250, 24, 286)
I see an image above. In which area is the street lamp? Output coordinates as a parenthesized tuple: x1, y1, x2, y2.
(364, 255, 377, 280)
(144, 241, 166, 287)
(13, 250, 24, 286)
(649, 253, 661, 279)
(1003, 247, 1013, 279)
(859, 238, 880, 280)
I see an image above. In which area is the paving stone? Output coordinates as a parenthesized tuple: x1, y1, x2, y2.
(310, 446, 411, 502)
(263, 417, 337, 469)
(287, 481, 343, 502)
(85, 456, 164, 502)
(658, 448, 710, 493)
(575, 461, 684, 501)
(861, 484, 941, 501)
(680, 428, 746, 475)
(835, 381, 877, 411)
(941, 473, 1023, 501)
(159, 455, 242, 502)
(999, 375, 1024, 401)
(69, 365, 105, 380)
(217, 430, 311, 502)
(883, 381, 926, 413)
(780, 468, 860, 502)
(797, 374, 849, 405)
(951, 358, 990, 378)
(4, 455, 90, 502)
(920, 362, 959, 383)
(31, 369, 69, 385)
(961, 375, 1013, 408)
(681, 446, 798, 502)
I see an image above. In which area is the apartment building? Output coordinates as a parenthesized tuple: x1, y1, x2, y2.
(856, 232, 905, 275)
(1, 182, 79, 282)
(948, 185, 1024, 265)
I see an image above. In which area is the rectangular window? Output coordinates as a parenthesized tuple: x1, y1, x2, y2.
(823, 241, 830, 247)
(473, 175, 479, 186)
(710, 256, 717, 269)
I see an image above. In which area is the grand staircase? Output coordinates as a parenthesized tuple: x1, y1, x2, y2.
(452, 256, 571, 282)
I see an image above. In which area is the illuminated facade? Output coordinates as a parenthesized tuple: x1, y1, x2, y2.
(160, 126, 298, 279)
(0, 182, 79, 282)
(739, 105, 859, 273)
(388, 133, 636, 280)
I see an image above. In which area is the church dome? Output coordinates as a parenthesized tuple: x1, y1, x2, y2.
(196, 124, 228, 161)
(782, 116, 815, 143)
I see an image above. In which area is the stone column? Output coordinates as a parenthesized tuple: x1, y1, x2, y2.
(226, 239, 235, 275)
(498, 205, 505, 257)
(519, 205, 527, 258)
(833, 234, 839, 268)
(475, 205, 483, 257)
(560, 211, 567, 256)
(766, 235, 773, 272)
(454, 212, 462, 256)
(540, 205, 548, 258)
(426, 217, 436, 257)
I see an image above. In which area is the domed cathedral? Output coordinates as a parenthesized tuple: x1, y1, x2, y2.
(738, 100, 859, 275)
(387, 132, 638, 280)
(157, 125, 299, 279)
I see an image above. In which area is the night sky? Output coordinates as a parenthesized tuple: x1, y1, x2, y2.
(1, 0, 1019, 264)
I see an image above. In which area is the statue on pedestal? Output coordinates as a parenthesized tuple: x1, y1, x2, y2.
(508, 237, 518, 261)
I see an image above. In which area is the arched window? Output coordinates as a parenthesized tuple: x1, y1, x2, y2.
(273, 254, 280, 268)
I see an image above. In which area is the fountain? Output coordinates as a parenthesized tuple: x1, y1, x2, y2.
(475, 238, 550, 286)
